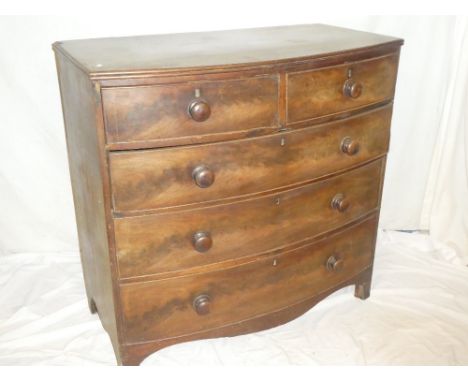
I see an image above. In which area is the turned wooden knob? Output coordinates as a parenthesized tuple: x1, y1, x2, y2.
(326, 255, 344, 272)
(192, 231, 212, 253)
(193, 294, 211, 315)
(192, 165, 215, 188)
(188, 99, 211, 122)
(343, 79, 363, 99)
(331, 193, 350, 212)
(341, 137, 360, 155)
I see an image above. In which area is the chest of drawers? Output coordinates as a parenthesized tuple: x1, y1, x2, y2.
(53, 24, 403, 365)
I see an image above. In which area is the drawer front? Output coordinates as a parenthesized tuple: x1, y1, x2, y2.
(102, 75, 279, 145)
(109, 105, 391, 213)
(114, 159, 382, 279)
(287, 54, 398, 123)
(120, 215, 377, 343)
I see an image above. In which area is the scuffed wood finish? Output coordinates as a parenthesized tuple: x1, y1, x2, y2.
(119, 266, 373, 365)
(53, 24, 402, 365)
(110, 105, 391, 213)
(53, 24, 402, 77)
(102, 75, 279, 146)
(54, 53, 121, 358)
(120, 215, 378, 343)
(114, 160, 382, 279)
(287, 54, 399, 123)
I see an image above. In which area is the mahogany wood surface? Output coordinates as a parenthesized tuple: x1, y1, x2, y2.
(119, 215, 378, 343)
(287, 54, 399, 123)
(54, 53, 122, 360)
(102, 75, 279, 145)
(119, 266, 373, 365)
(109, 105, 391, 213)
(53, 24, 402, 77)
(114, 160, 383, 279)
(53, 24, 402, 365)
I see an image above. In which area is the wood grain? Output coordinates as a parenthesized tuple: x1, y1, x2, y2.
(119, 267, 373, 365)
(119, 215, 378, 343)
(102, 75, 279, 145)
(52, 24, 402, 77)
(110, 105, 392, 213)
(287, 54, 399, 123)
(53, 24, 402, 365)
(114, 159, 382, 279)
(54, 52, 122, 358)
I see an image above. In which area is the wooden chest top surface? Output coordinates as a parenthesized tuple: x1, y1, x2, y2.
(53, 24, 402, 75)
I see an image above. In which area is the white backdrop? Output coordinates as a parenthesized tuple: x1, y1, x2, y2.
(0, 15, 466, 259)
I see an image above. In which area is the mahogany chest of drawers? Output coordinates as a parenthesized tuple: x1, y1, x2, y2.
(53, 24, 403, 365)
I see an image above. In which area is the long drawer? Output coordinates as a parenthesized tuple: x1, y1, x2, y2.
(114, 159, 383, 279)
(109, 105, 391, 213)
(119, 215, 378, 343)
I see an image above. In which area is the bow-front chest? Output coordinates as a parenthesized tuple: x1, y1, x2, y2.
(53, 24, 403, 365)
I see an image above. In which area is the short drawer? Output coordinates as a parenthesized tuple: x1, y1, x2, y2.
(109, 105, 391, 213)
(287, 54, 399, 123)
(114, 159, 383, 279)
(119, 215, 377, 343)
(102, 75, 279, 146)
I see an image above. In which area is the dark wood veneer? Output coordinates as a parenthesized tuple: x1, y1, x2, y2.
(102, 75, 279, 145)
(109, 105, 391, 213)
(114, 159, 383, 280)
(287, 54, 399, 122)
(120, 215, 378, 343)
(53, 24, 402, 365)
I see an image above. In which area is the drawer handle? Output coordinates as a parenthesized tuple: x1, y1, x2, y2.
(331, 193, 350, 212)
(193, 294, 211, 315)
(343, 79, 363, 99)
(326, 255, 344, 272)
(341, 137, 360, 155)
(192, 231, 213, 253)
(192, 165, 215, 188)
(188, 99, 211, 122)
